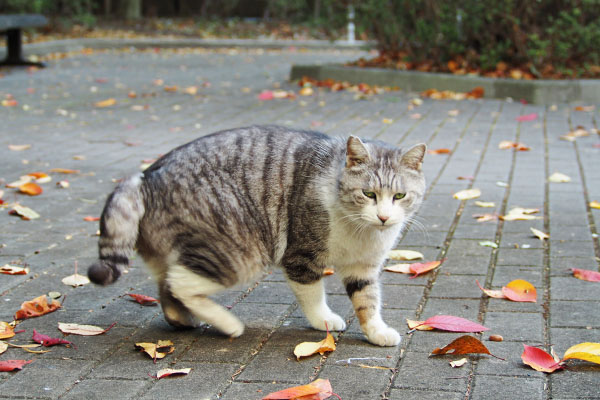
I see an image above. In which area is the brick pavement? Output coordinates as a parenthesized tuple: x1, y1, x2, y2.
(1, 45, 599, 399)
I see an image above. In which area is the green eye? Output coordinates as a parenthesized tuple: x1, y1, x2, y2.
(393, 193, 406, 200)
(362, 190, 376, 199)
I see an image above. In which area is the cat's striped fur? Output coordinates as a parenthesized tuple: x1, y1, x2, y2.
(88, 125, 426, 346)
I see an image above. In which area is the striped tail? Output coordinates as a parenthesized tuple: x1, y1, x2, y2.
(88, 173, 145, 285)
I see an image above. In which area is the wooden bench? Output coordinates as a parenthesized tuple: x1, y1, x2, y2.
(0, 14, 48, 67)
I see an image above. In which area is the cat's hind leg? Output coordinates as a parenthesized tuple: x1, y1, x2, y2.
(165, 265, 244, 337)
(158, 280, 201, 329)
(287, 278, 346, 331)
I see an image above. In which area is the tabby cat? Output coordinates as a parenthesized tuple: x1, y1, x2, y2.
(88, 125, 426, 346)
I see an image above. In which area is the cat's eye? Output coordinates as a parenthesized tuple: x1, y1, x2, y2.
(393, 193, 406, 200)
(362, 190, 376, 199)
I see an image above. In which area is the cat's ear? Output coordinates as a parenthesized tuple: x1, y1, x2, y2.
(401, 143, 427, 170)
(346, 136, 370, 168)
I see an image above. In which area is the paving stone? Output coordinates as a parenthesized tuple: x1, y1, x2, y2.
(388, 388, 464, 400)
(60, 379, 148, 400)
(392, 351, 468, 392)
(470, 375, 544, 400)
(484, 312, 544, 342)
(550, 300, 600, 327)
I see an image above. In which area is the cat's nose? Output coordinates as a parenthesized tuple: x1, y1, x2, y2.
(378, 215, 389, 223)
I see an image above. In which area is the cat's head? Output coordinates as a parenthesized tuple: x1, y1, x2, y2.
(337, 136, 426, 231)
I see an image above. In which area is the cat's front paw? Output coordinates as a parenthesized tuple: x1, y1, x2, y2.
(309, 312, 347, 332)
(222, 318, 245, 338)
(365, 325, 401, 347)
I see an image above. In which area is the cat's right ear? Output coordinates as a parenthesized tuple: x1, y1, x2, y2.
(346, 136, 370, 168)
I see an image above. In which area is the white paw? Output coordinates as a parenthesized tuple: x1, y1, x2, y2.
(365, 325, 401, 347)
(222, 318, 245, 338)
(309, 312, 347, 332)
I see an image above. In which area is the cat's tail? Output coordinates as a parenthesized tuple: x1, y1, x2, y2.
(88, 173, 145, 285)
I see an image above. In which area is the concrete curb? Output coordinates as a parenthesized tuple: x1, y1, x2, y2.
(289, 63, 600, 104)
(2, 37, 374, 57)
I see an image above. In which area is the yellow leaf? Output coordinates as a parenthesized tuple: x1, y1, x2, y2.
(453, 188, 481, 200)
(406, 319, 434, 331)
(0, 341, 7, 355)
(548, 172, 571, 183)
(0, 322, 15, 339)
(530, 227, 549, 241)
(95, 98, 116, 108)
(475, 201, 495, 208)
(562, 342, 600, 364)
(590, 201, 600, 209)
(135, 340, 175, 360)
(388, 250, 424, 261)
(384, 264, 412, 274)
(293, 332, 335, 360)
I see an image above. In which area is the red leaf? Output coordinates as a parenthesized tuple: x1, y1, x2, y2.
(516, 113, 538, 122)
(409, 259, 444, 278)
(127, 293, 160, 306)
(262, 379, 333, 400)
(258, 90, 274, 101)
(419, 315, 489, 332)
(0, 360, 33, 372)
(571, 268, 600, 282)
(32, 329, 72, 347)
(427, 148, 451, 155)
(521, 345, 563, 373)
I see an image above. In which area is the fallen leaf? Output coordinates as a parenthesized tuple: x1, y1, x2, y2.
(501, 279, 537, 302)
(453, 188, 481, 200)
(155, 367, 192, 379)
(548, 172, 571, 183)
(500, 207, 541, 221)
(562, 342, 600, 365)
(49, 168, 80, 174)
(163, 85, 178, 92)
(8, 144, 31, 151)
(406, 319, 433, 331)
(27, 172, 51, 183)
(498, 140, 530, 151)
(258, 90, 274, 100)
(574, 105, 595, 112)
(58, 322, 116, 336)
(473, 213, 498, 222)
(530, 227, 549, 241)
(183, 86, 198, 95)
(299, 87, 314, 96)
(62, 273, 90, 287)
(476, 280, 505, 299)
(457, 176, 474, 181)
(0, 360, 33, 372)
(6, 343, 42, 349)
(95, 98, 116, 108)
(384, 264, 412, 274)
(431, 335, 501, 359)
(56, 180, 70, 188)
(590, 201, 600, 209)
(1, 264, 29, 275)
(516, 113, 538, 122)
(450, 358, 468, 367)
(32, 329, 72, 347)
(388, 250, 424, 261)
(0, 341, 7, 355)
(448, 109, 460, 116)
(323, 267, 335, 276)
(521, 345, 562, 373)
(474, 201, 495, 208)
(382, 118, 393, 124)
(418, 315, 489, 332)
(409, 260, 443, 278)
(479, 241, 498, 248)
(427, 148, 451, 155)
(294, 331, 336, 360)
(262, 379, 333, 400)
(14, 295, 61, 320)
(9, 204, 40, 220)
(6, 176, 33, 188)
(0, 322, 15, 339)
(18, 182, 43, 196)
(83, 216, 100, 221)
(560, 126, 589, 141)
(570, 268, 600, 282)
(136, 340, 175, 361)
(127, 293, 159, 306)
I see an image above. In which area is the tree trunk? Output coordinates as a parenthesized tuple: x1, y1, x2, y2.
(120, 0, 142, 19)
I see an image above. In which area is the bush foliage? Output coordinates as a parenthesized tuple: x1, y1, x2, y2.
(354, 0, 600, 76)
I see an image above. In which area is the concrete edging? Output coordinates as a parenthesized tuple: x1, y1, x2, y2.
(289, 63, 600, 104)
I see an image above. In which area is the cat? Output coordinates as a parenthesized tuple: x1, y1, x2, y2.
(88, 125, 426, 346)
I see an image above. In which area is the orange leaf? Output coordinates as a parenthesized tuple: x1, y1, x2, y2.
(323, 267, 335, 276)
(83, 216, 100, 221)
(571, 268, 600, 282)
(95, 98, 116, 107)
(409, 259, 443, 278)
(14, 295, 61, 320)
(428, 148, 451, 155)
(521, 345, 562, 373)
(501, 279, 537, 302)
(27, 172, 51, 183)
(262, 379, 333, 400)
(18, 182, 43, 196)
(0, 360, 33, 372)
(127, 293, 160, 305)
(294, 332, 336, 360)
(49, 168, 80, 174)
(431, 335, 501, 359)
(0, 321, 15, 339)
(1, 264, 29, 275)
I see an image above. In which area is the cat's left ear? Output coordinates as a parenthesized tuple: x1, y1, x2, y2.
(346, 136, 370, 168)
(401, 143, 427, 170)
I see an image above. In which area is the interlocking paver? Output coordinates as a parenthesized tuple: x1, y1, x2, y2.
(0, 41, 598, 400)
